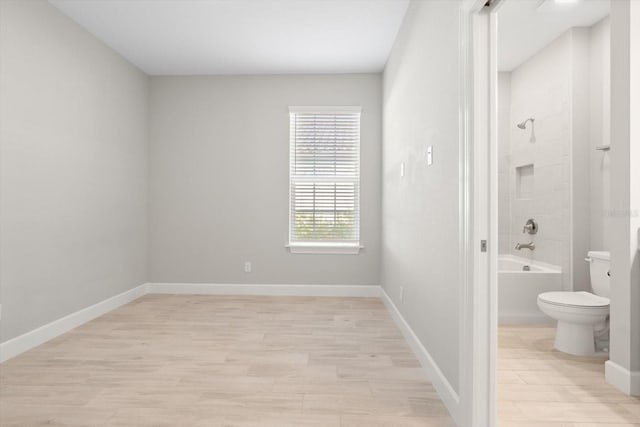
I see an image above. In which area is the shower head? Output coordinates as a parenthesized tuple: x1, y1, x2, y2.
(517, 118, 534, 129)
(517, 118, 536, 143)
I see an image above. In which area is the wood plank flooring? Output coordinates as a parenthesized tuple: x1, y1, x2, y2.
(498, 325, 640, 426)
(0, 294, 455, 426)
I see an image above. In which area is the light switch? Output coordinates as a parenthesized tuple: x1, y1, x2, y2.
(427, 146, 433, 165)
(400, 162, 405, 177)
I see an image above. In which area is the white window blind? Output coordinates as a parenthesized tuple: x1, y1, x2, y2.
(289, 107, 361, 248)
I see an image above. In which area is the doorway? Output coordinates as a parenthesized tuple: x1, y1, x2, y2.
(472, 0, 640, 425)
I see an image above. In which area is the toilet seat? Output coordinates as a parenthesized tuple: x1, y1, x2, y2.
(538, 291, 609, 308)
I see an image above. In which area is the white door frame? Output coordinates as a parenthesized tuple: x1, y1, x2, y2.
(462, 2, 640, 423)
(459, 1, 502, 425)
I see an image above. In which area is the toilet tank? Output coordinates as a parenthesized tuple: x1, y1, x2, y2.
(588, 251, 611, 298)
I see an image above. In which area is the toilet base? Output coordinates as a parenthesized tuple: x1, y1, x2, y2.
(554, 321, 596, 356)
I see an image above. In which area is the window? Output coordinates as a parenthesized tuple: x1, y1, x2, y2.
(288, 106, 361, 254)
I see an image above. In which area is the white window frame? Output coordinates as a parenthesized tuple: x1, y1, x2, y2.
(287, 106, 363, 255)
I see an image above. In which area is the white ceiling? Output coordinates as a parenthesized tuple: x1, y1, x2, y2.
(498, 0, 610, 72)
(49, 0, 409, 76)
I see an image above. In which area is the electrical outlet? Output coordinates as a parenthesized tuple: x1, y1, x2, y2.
(399, 286, 404, 303)
(244, 261, 252, 273)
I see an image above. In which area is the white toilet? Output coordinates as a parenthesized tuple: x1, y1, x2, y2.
(537, 251, 610, 356)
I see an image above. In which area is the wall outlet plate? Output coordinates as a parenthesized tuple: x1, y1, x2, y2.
(244, 261, 252, 273)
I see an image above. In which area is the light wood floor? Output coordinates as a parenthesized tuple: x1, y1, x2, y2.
(498, 324, 640, 426)
(0, 294, 455, 426)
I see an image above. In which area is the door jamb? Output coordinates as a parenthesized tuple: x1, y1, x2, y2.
(459, 1, 502, 425)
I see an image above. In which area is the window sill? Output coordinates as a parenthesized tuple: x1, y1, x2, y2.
(286, 242, 363, 255)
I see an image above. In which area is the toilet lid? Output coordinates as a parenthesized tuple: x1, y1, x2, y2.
(538, 291, 610, 308)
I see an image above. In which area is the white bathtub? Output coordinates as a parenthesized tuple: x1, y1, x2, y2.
(498, 255, 562, 324)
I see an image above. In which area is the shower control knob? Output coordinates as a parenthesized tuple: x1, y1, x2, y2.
(522, 218, 538, 235)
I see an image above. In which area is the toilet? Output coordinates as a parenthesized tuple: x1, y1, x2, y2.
(537, 251, 610, 356)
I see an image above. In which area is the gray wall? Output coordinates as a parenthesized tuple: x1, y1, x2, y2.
(608, 0, 640, 388)
(589, 17, 611, 252)
(0, 0, 148, 341)
(381, 0, 461, 392)
(149, 74, 381, 285)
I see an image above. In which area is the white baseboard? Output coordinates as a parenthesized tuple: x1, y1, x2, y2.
(147, 282, 381, 298)
(605, 360, 640, 396)
(380, 288, 461, 425)
(0, 284, 148, 363)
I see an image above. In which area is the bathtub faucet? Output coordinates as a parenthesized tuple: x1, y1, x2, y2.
(515, 242, 535, 251)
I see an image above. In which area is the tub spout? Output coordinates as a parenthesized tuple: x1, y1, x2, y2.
(515, 242, 535, 250)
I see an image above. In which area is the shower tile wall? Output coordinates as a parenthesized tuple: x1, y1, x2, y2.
(498, 73, 512, 255)
(498, 21, 610, 292)
(500, 30, 576, 291)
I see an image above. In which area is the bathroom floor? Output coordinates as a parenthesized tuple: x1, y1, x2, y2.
(498, 324, 640, 426)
